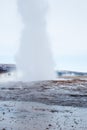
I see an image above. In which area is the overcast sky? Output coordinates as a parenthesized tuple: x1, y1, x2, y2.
(0, 0, 87, 71)
(0, 0, 21, 62)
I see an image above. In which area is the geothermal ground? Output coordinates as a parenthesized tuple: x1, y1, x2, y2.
(0, 76, 87, 129)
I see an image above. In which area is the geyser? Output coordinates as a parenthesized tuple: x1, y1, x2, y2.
(17, 0, 55, 81)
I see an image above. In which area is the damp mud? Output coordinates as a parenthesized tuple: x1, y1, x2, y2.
(0, 78, 87, 129)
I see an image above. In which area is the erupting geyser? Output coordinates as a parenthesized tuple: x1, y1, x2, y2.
(17, 0, 55, 81)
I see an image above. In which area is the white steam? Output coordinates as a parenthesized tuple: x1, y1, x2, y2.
(17, 0, 55, 81)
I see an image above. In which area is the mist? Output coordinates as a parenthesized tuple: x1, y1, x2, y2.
(17, 0, 55, 81)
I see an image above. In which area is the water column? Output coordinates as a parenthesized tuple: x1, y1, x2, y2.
(17, 0, 55, 81)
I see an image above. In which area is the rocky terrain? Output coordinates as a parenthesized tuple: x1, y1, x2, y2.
(0, 78, 87, 129)
(0, 79, 87, 107)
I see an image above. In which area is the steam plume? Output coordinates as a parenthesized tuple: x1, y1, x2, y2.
(17, 0, 55, 81)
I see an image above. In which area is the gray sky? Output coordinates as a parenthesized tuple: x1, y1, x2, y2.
(0, 0, 87, 71)
(0, 0, 21, 57)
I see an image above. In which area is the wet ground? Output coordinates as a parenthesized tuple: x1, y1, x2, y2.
(0, 79, 87, 107)
(0, 78, 87, 129)
(0, 101, 87, 130)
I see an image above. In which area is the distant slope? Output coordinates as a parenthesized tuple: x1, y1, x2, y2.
(57, 70, 87, 77)
(0, 64, 16, 73)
